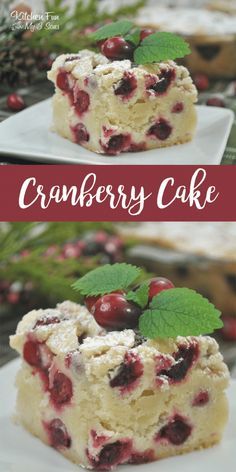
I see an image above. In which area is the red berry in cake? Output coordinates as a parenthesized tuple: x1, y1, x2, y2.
(194, 73, 209, 91)
(147, 119, 172, 141)
(147, 69, 175, 95)
(101, 37, 135, 61)
(101, 134, 131, 155)
(50, 371, 73, 406)
(172, 102, 184, 113)
(148, 277, 175, 302)
(56, 71, 70, 91)
(192, 390, 209, 407)
(140, 28, 155, 41)
(7, 93, 25, 112)
(157, 342, 199, 384)
(157, 414, 192, 445)
(114, 72, 137, 99)
(74, 90, 90, 115)
(23, 340, 42, 368)
(206, 97, 225, 107)
(88, 440, 132, 470)
(72, 123, 90, 144)
(46, 418, 71, 449)
(110, 352, 143, 391)
(91, 293, 142, 330)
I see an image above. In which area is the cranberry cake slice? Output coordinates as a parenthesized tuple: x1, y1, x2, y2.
(47, 50, 197, 155)
(10, 300, 229, 470)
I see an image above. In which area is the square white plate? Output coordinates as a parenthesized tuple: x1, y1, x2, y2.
(0, 100, 233, 165)
(0, 358, 235, 472)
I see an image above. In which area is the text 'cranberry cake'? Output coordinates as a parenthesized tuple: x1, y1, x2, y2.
(10, 299, 229, 469)
(47, 23, 197, 156)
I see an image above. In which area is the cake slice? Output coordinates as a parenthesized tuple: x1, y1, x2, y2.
(47, 49, 197, 155)
(10, 299, 229, 469)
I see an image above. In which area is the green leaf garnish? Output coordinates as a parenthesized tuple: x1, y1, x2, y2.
(72, 263, 140, 296)
(139, 288, 223, 339)
(126, 283, 149, 309)
(90, 20, 133, 41)
(134, 32, 191, 64)
(124, 28, 141, 46)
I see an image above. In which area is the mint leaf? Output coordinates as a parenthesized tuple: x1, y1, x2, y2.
(126, 283, 149, 309)
(125, 28, 141, 46)
(90, 20, 133, 41)
(134, 32, 190, 64)
(139, 288, 222, 339)
(72, 263, 140, 296)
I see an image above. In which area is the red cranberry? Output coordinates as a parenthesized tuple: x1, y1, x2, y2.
(7, 93, 25, 112)
(94, 230, 109, 244)
(221, 315, 236, 341)
(101, 134, 131, 155)
(157, 342, 199, 383)
(172, 102, 184, 113)
(56, 71, 70, 92)
(101, 37, 134, 61)
(73, 123, 90, 144)
(49, 371, 73, 406)
(23, 340, 42, 368)
(114, 72, 137, 99)
(91, 293, 142, 330)
(85, 295, 100, 312)
(74, 90, 90, 115)
(110, 352, 143, 391)
(88, 440, 132, 470)
(45, 418, 71, 448)
(147, 119, 172, 141)
(62, 242, 81, 258)
(194, 73, 209, 91)
(140, 29, 155, 41)
(7, 292, 20, 304)
(192, 390, 209, 407)
(206, 97, 225, 107)
(23, 339, 52, 372)
(148, 277, 174, 302)
(147, 69, 175, 95)
(157, 415, 192, 445)
(34, 316, 61, 328)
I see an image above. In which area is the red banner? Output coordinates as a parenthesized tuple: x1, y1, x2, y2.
(0, 165, 234, 221)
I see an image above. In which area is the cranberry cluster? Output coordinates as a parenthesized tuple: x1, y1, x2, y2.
(0, 231, 124, 309)
(98, 28, 154, 62)
(45, 230, 124, 264)
(85, 277, 174, 331)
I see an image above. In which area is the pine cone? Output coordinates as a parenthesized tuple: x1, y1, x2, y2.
(0, 15, 49, 87)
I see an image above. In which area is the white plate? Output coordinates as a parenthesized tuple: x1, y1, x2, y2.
(0, 358, 235, 472)
(0, 100, 233, 165)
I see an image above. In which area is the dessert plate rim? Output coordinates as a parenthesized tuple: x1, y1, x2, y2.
(0, 357, 236, 472)
(0, 99, 233, 165)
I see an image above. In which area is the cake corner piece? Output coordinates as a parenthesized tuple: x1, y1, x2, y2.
(10, 297, 229, 470)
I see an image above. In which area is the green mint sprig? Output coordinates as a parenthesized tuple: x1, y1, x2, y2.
(90, 20, 133, 41)
(134, 32, 190, 64)
(72, 264, 222, 339)
(72, 263, 140, 296)
(126, 283, 149, 309)
(90, 20, 191, 64)
(139, 288, 223, 339)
